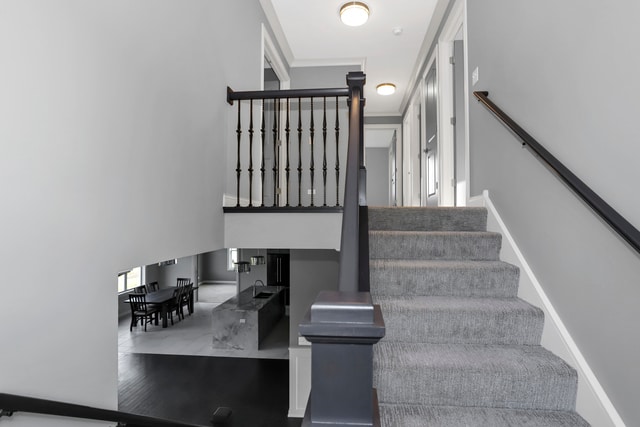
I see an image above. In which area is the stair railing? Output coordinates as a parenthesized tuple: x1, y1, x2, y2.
(226, 84, 350, 211)
(474, 91, 640, 255)
(298, 72, 385, 426)
(0, 393, 208, 426)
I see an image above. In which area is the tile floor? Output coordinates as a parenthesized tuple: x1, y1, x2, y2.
(118, 284, 290, 359)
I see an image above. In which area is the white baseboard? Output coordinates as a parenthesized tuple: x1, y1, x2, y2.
(198, 280, 236, 286)
(223, 193, 261, 207)
(288, 346, 311, 418)
(469, 190, 625, 427)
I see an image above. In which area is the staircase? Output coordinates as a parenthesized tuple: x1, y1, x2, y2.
(369, 207, 589, 427)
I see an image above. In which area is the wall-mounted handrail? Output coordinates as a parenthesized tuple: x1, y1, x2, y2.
(0, 393, 208, 426)
(474, 91, 640, 255)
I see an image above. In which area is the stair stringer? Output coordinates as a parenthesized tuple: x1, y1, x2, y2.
(470, 190, 625, 427)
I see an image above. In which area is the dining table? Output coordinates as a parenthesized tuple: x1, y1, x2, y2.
(127, 286, 197, 329)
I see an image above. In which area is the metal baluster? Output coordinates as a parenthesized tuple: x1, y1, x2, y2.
(248, 99, 254, 207)
(322, 97, 328, 206)
(272, 98, 279, 207)
(260, 99, 266, 207)
(309, 97, 315, 207)
(285, 98, 291, 206)
(235, 100, 242, 207)
(297, 97, 302, 207)
(335, 96, 340, 206)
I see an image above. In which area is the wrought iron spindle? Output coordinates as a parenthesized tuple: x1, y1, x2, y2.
(272, 98, 279, 207)
(322, 97, 328, 206)
(335, 96, 340, 206)
(309, 97, 315, 207)
(235, 100, 242, 207)
(297, 97, 302, 207)
(248, 99, 254, 207)
(260, 99, 266, 207)
(285, 98, 291, 206)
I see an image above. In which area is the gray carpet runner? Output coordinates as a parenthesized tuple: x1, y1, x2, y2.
(370, 207, 589, 427)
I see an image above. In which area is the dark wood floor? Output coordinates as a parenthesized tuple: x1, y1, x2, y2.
(118, 353, 302, 427)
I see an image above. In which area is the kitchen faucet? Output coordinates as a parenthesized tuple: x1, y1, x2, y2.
(253, 279, 265, 297)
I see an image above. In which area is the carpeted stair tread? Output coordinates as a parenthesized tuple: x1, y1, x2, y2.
(370, 259, 520, 298)
(369, 206, 488, 232)
(370, 231, 502, 260)
(374, 296, 544, 345)
(374, 342, 578, 411)
(379, 404, 590, 427)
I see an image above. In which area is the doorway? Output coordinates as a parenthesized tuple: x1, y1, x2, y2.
(364, 124, 402, 206)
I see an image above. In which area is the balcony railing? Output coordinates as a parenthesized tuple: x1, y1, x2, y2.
(225, 85, 351, 211)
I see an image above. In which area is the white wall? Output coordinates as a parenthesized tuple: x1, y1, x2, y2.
(466, 1, 640, 424)
(0, 1, 276, 425)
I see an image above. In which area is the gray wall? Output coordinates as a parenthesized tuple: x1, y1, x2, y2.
(467, 1, 640, 424)
(199, 249, 236, 283)
(289, 249, 340, 346)
(364, 116, 402, 125)
(366, 147, 390, 206)
(0, 1, 278, 423)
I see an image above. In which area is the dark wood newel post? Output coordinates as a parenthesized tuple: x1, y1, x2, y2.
(300, 291, 385, 427)
(338, 71, 367, 293)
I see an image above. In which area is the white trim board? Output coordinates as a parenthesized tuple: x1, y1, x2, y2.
(469, 191, 625, 427)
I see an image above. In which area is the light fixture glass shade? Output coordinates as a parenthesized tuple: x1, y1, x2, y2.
(340, 2, 369, 27)
(250, 255, 265, 265)
(376, 83, 396, 96)
(234, 261, 251, 273)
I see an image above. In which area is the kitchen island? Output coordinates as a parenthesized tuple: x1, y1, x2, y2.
(211, 285, 284, 350)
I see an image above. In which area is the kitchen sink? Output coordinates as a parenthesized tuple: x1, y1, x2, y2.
(253, 292, 274, 299)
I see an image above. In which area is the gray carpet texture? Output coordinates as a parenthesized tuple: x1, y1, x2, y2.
(369, 206, 589, 426)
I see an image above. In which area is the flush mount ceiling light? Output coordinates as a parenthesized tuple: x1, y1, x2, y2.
(376, 83, 396, 96)
(340, 2, 370, 27)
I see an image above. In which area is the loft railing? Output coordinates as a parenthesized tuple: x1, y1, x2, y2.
(226, 85, 351, 211)
(474, 91, 640, 255)
(0, 393, 208, 426)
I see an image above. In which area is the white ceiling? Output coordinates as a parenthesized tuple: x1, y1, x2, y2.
(260, 0, 438, 117)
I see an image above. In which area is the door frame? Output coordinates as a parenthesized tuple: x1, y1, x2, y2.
(421, 50, 438, 206)
(262, 25, 290, 206)
(436, 0, 468, 206)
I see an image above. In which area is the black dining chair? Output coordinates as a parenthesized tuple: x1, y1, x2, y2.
(176, 277, 190, 287)
(166, 286, 184, 325)
(146, 281, 159, 293)
(133, 285, 147, 294)
(179, 283, 194, 317)
(128, 293, 159, 332)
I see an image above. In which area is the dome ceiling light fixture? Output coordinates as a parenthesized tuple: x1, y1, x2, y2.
(376, 83, 396, 96)
(340, 2, 370, 27)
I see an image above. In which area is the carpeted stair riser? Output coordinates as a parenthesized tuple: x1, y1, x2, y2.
(369, 206, 488, 232)
(369, 206, 588, 426)
(379, 404, 590, 427)
(370, 231, 502, 261)
(375, 296, 544, 345)
(370, 260, 520, 298)
(373, 342, 578, 411)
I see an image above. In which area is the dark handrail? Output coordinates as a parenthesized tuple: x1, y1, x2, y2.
(474, 91, 640, 255)
(338, 72, 369, 292)
(227, 87, 350, 105)
(0, 393, 208, 427)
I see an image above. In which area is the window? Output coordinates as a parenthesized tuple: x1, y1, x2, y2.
(228, 248, 238, 271)
(118, 267, 142, 293)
